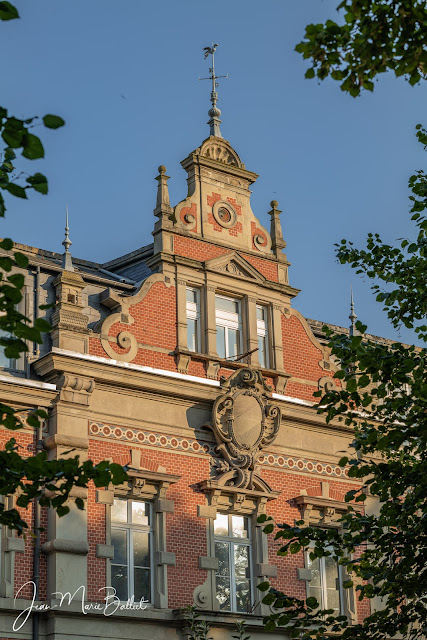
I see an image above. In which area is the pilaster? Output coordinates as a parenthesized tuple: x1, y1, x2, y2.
(42, 374, 94, 600)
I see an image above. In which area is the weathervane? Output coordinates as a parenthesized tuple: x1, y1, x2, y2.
(200, 43, 228, 138)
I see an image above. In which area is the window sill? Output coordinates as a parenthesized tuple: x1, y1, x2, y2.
(175, 349, 291, 390)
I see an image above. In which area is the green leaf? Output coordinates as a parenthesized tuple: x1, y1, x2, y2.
(13, 252, 28, 268)
(257, 581, 270, 592)
(0, 192, 5, 216)
(305, 68, 315, 79)
(5, 183, 27, 199)
(22, 134, 44, 160)
(0, 238, 13, 250)
(0, 2, 19, 20)
(306, 596, 318, 609)
(42, 114, 65, 129)
(27, 173, 48, 195)
(263, 523, 274, 534)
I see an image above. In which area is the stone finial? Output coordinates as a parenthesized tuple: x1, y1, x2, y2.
(62, 206, 74, 272)
(155, 165, 170, 209)
(268, 200, 286, 259)
(154, 166, 173, 227)
(349, 288, 358, 337)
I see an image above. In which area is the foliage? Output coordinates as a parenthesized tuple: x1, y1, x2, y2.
(0, 5, 127, 533)
(258, 127, 427, 640)
(182, 606, 212, 640)
(296, 0, 427, 96)
(232, 620, 251, 640)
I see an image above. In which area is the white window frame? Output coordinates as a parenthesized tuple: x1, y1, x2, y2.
(186, 287, 201, 353)
(110, 498, 154, 604)
(306, 547, 345, 615)
(213, 513, 254, 613)
(256, 305, 270, 368)
(215, 295, 242, 360)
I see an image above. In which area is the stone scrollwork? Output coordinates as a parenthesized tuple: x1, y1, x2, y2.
(208, 368, 281, 491)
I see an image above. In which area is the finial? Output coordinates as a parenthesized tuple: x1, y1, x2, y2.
(349, 288, 358, 336)
(61, 205, 74, 272)
(201, 43, 228, 138)
(154, 165, 173, 227)
(268, 199, 286, 260)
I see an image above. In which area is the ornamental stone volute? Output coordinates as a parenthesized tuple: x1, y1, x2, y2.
(208, 368, 281, 490)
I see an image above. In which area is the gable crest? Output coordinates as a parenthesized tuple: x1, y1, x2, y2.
(200, 138, 242, 167)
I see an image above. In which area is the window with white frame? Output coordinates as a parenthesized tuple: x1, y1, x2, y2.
(110, 498, 153, 603)
(306, 548, 344, 615)
(215, 295, 242, 360)
(214, 513, 252, 613)
(256, 305, 269, 368)
(186, 287, 201, 352)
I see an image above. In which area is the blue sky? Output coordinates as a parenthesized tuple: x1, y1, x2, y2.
(2, 1, 425, 344)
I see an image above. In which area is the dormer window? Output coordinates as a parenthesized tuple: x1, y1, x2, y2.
(215, 295, 242, 360)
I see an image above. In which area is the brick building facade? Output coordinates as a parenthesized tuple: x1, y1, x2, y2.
(0, 127, 372, 640)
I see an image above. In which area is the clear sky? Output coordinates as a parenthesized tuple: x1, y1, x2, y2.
(2, 1, 425, 345)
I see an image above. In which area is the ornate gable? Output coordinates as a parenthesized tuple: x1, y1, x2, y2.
(205, 252, 265, 282)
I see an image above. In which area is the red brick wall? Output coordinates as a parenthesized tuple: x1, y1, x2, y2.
(282, 314, 331, 401)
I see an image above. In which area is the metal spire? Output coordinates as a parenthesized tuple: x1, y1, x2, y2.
(200, 43, 228, 138)
(349, 288, 357, 336)
(62, 205, 74, 271)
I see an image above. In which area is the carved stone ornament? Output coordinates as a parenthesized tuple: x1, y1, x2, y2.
(208, 368, 281, 490)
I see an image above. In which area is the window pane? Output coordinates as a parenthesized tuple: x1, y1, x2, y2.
(307, 555, 321, 587)
(235, 579, 251, 613)
(214, 513, 229, 536)
(186, 288, 197, 304)
(111, 499, 127, 523)
(231, 516, 248, 539)
(216, 296, 239, 314)
(0, 329, 11, 369)
(258, 335, 266, 368)
(111, 529, 127, 565)
(216, 325, 226, 358)
(234, 544, 250, 580)
(256, 306, 265, 321)
(216, 576, 231, 611)
(133, 531, 150, 567)
(187, 317, 197, 352)
(324, 556, 341, 613)
(134, 567, 150, 603)
(308, 584, 322, 608)
(132, 501, 150, 526)
(215, 541, 230, 576)
(111, 564, 128, 601)
(228, 328, 240, 358)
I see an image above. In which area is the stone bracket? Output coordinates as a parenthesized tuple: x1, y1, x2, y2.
(96, 489, 114, 505)
(199, 556, 219, 571)
(197, 505, 217, 519)
(256, 563, 278, 578)
(2, 537, 25, 553)
(155, 498, 174, 513)
(155, 551, 176, 566)
(42, 539, 89, 555)
(297, 567, 313, 581)
(96, 544, 114, 559)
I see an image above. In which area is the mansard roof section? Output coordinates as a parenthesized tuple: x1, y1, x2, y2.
(174, 136, 272, 256)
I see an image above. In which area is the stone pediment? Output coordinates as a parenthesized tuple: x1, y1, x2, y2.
(199, 138, 243, 168)
(205, 252, 265, 282)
